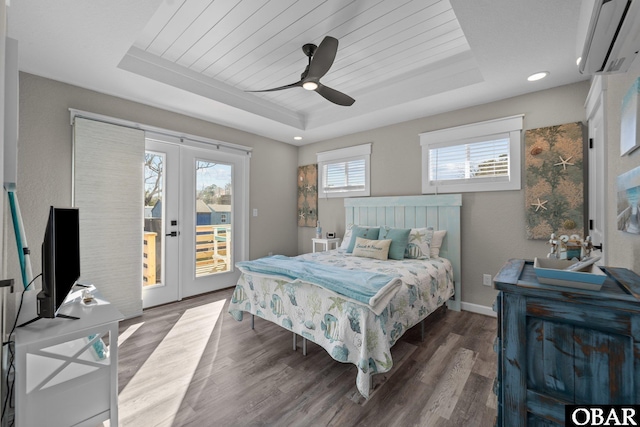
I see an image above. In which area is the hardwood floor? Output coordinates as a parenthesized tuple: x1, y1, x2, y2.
(112, 288, 498, 426)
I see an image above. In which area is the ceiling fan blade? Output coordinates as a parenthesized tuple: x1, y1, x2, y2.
(246, 81, 302, 93)
(316, 84, 355, 106)
(307, 36, 338, 80)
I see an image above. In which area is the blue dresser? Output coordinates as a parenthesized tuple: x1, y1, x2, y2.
(493, 259, 640, 426)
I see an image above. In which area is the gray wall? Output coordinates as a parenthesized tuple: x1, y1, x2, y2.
(14, 71, 629, 314)
(603, 62, 640, 272)
(6, 72, 298, 316)
(298, 81, 591, 309)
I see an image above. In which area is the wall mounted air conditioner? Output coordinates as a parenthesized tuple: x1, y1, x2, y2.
(577, 0, 640, 74)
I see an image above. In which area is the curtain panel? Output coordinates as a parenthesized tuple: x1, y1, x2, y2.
(73, 117, 144, 318)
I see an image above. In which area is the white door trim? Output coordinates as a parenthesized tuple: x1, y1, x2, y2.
(585, 76, 608, 263)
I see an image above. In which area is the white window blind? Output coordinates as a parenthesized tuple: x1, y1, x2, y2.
(429, 136, 510, 184)
(421, 115, 523, 194)
(324, 158, 366, 192)
(317, 143, 371, 198)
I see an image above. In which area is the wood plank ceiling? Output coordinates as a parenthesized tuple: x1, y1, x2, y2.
(10, 0, 586, 143)
(126, 0, 472, 114)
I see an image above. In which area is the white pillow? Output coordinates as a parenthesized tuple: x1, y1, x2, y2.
(429, 230, 447, 258)
(340, 223, 356, 250)
(404, 228, 431, 260)
(352, 237, 391, 260)
(340, 224, 380, 250)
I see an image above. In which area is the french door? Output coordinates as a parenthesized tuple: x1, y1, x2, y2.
(143, 140, 180, 308)
(143, 139, 248, 307)
(180, 145, 247, 298)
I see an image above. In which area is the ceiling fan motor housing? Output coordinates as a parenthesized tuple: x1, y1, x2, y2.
(302, 43, 317, 58)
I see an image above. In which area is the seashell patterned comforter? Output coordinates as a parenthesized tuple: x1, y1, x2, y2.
(227, 249, 454, 399)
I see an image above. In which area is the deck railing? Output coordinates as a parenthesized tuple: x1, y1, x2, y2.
(143, 224, 231, 284)
(143, 231, 157, 285)
(195, 225, 231, 276)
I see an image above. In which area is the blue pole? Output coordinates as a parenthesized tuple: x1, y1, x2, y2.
(7, 191, 28, 288)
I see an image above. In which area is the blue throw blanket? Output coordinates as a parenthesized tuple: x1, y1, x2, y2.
(236, 255, 401, 310)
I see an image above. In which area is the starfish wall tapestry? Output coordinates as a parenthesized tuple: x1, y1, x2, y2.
(525, 122, 586, 240)
(297, 164, 318, 227)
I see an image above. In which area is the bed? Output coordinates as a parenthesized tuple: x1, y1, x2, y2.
(227, 195, 462, 398)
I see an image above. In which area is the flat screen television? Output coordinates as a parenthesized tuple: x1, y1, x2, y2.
(36, 206, 81, 319)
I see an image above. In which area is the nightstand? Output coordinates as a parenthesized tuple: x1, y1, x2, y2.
(312, 238, 340, 252)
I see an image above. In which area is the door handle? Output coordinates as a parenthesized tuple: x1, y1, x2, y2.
(165, 231, 179, 237)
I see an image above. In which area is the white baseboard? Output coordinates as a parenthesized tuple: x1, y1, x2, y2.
(460, 301, 496, 317)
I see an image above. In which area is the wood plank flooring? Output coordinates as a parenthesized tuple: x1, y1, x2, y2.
(112, 288, 497, 427)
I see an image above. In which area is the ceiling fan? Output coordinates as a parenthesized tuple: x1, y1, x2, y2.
(247, 36, 355, 106)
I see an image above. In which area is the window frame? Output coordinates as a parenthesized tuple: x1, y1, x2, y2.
(317, 143, 371, 198)
(420, 115, 523, 194)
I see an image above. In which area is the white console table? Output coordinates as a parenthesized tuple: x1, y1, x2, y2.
(14, 286, 123, 427)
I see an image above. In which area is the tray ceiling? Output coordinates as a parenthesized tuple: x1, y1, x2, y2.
(8, 0, 588, 144)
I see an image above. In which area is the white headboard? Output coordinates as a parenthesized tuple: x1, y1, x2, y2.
(344, 194, 462, 311)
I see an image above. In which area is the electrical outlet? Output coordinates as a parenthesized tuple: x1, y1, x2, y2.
(268, 251, 273, 256)
(483, 274, 492, 287)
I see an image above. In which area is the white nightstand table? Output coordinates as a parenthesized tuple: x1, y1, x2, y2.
(14, 285, 123, 427)
(312, 238, 341, 252)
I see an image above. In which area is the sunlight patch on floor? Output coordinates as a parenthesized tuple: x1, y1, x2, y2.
(118, 322, 144, 346)
(114, 300, 226, 426)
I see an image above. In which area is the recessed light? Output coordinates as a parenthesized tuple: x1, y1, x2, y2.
(527, 71, 549, 82)
(294, 136, 302, 140)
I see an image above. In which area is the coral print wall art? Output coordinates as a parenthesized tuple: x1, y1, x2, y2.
(525, 122, 585, 240)
(297, 164, 318, 227)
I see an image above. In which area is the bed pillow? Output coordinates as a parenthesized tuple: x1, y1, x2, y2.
(429, 229, 447, 258)
(378, 226, 411, 260)
(352, 237, 391, 260)
(340, 224, 356, 250)
(404, 227, 432, 260)
(346, 226, 380, 253)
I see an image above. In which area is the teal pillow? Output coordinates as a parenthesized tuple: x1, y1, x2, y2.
(378, 226, 411, 260)
(347, 226, 380, 253)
